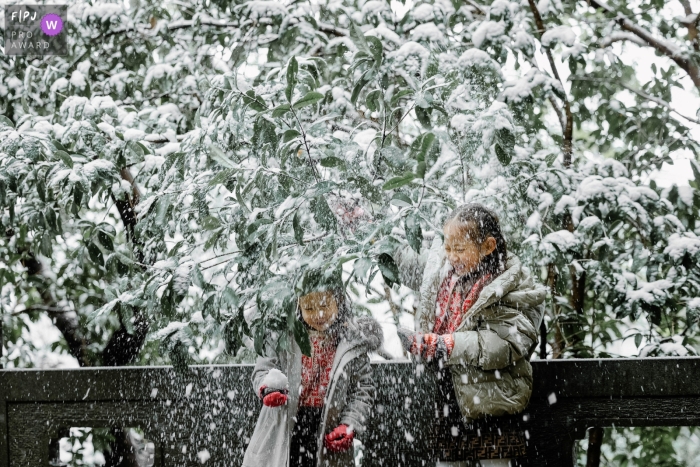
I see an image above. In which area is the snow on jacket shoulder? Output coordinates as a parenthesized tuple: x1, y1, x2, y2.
(397, 237, 546, 420)
(242, 316, 382, 467)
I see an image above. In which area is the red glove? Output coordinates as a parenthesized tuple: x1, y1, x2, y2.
(410, 333, 454, 361)
(324, 425, 354, 453)
(260, 386, 288, 407)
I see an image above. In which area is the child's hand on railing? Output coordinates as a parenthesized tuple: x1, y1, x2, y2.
(324, 425, 354, 452)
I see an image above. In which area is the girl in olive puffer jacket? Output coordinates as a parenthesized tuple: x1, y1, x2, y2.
(397, 203, 545, 467)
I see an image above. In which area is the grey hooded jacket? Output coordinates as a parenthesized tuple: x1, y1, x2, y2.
(242, 317, 382, 467)
(396, 237, 546, 420)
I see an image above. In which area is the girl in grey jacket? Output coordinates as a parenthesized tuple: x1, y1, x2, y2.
(397, 203, 546, 467)
(242, 285, 382, 467)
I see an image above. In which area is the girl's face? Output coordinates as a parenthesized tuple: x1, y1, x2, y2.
(299, 291, 339, 332)
(444, 221, 497, 276)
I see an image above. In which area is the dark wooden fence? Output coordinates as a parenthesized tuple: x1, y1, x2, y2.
(1, 357, 699, 466)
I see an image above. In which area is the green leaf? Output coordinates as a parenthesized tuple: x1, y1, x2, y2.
(405, 215, 422, 253)
(391, 89, 413, 106)
(286, 56, 298, 102)
(390, 193, 412, 208)
(292, 91, 324, 110)
(311, 196, 337, 231)
(0, 115, 14, 128)
(415, 161, 426, 179)
(36, 178, 46, 202)
(351, 22, 370, 52)
(254, 321, 266, 356)
(282, 129, 300, 143)
(351, 69, 375, 105)
(202, 216, 222, 230)
(155, 195, 171, 225)
(634, 333, 642, 348)
(366, 89, 382, 112)
(293, 211, 305, 245)
(495, 144, 513, 166)
(382, 172, 415, 190)
(293, 318, 312, 357)
(56, 150, 74, 168)
(415, 107, 431, 127)
(87, 242, 104, 266)
(366, 36, 384, 65)
(230, 45, 246, 68)
(320, 156, 344, 167)
(97, 231, 114, 251)
(272, 104, 291, 118)
(690, 160, 700, 185)
(496, 127, 515, 150)
(208, 145, 236, 168)
(243, 90, 267, 111)
(208, 168, 236, 187)
(73, 185, 84, 212)
(544, 153, 557, 167)
(417, 132, 436, 162)
(377, 253, 401, 287)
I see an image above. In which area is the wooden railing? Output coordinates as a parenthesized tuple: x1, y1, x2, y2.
(1, 357, 699, 466)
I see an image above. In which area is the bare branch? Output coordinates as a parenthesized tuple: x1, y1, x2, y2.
(587, 0, 700, 88)
(11, 305, 70, 315)
(528, 0, 574, 167)
(599, 32, 646, 48)
(570, 76, 700, 124)
(317, 22, 349, 37)
(548, 96, 567, 132)
(678, 0, 698, 52)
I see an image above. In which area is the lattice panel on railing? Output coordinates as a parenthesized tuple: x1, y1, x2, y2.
(1, 358, 699, 467)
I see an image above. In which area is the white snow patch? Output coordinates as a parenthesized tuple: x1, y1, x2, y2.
(472, 21, 505, 49)
(261, 369, 289, 390)
(123, 128, 146, 141)
(664, 233, 700, 260)
(542, 230, 577, 250)
(364, 23, 403, 44)
(410, 23, 445, 43)
(412, 4, 434, 22)
(244, 1, 288, 18)
(197, 449, 211, 463)
(457, 49, 499, 71)
(156, 142, 181, 156)
(626, 280, 673, 304)
(541, 26, 576, 47)
(143, 64, 176, 88)
(82, 159, 115, 179)
(69, 70, 87, 89)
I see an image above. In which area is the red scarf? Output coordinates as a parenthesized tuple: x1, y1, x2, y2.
(299, 332, 337, 407)
(433, 272, 492, 335)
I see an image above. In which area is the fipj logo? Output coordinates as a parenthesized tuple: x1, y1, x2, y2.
(4, 5, 68, 56)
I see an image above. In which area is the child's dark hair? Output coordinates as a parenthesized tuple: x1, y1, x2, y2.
(444, 203, 508, 276)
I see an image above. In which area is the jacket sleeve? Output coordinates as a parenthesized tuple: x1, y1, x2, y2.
(339, 353, 375, 435)
(446, 304, 542, 371)
(251, 354, 281, 398)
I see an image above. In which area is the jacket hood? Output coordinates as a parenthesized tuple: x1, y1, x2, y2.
(342, 316, 383, 352)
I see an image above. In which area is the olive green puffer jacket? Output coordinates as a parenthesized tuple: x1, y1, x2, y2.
(396, 237, 546, 420)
